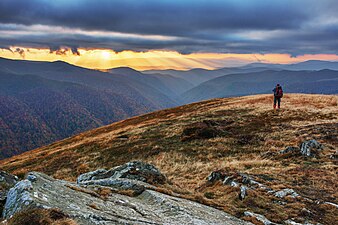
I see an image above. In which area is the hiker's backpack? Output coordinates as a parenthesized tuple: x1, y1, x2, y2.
(275, 87, 283, 98)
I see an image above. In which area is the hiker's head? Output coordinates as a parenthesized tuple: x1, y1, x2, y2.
(276, 84, 280, 87)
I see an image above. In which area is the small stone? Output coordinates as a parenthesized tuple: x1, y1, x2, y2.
(223, 176, 233, 185)
(239, 185, 247, 200)
(279, 146, 299, 154)
(329, 150, 338, 159)
(27, 174, 37, 182)
(284, 219, 303, 225)
(274, 188, 299, 198)
(240, 174, 252, 184)
(300, 140, 323, 157)
(300, 208, 313, 217)
(244, 211, 279, 225)
(323, 201, 338, 208)
(230, 181, 239, 187)
(207, 171, 223, 183)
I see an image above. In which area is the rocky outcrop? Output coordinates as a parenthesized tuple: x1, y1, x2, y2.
(2, 163, 251, 225)
(76, 161, 164, 196)
(77, 161, 166, 185)
(80, 178, 150, 196)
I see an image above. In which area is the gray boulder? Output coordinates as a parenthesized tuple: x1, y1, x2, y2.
(0, 171, 18, 201)
(300, 140, 323, 157)
(2, 180, 34, 218)
(77, 161, 166, 185)
(3, 172, 252, 225)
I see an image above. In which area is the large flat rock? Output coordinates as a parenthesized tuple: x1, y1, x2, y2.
(3, 172, 251, 225)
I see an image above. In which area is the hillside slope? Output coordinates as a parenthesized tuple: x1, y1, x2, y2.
(0, 58, 184, 158)
(109, 67, 194, 98)
(1, 94, 337, 224)
(0, 71, 152, 159)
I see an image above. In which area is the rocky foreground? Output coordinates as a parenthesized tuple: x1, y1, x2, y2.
(0, 161, 251, 225)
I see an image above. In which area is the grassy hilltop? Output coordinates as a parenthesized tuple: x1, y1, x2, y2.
(1, 94, 337, 224)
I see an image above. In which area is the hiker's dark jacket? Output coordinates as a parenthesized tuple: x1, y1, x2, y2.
(273, 87, 282, 98)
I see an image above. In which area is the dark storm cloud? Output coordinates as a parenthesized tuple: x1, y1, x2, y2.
(0, 0, 337, 54)
(0, 0, 311, 37)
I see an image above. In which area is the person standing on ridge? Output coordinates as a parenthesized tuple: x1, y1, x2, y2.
(272, 84, 283, 111)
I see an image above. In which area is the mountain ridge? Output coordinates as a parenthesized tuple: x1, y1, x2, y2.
(182, 69, 338, 103)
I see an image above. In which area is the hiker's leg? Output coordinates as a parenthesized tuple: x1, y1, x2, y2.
(278, 98, 281, 109)
(273, 97, 277, 109)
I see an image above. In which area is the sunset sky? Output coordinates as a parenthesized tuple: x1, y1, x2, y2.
(1, 0, 338, 70)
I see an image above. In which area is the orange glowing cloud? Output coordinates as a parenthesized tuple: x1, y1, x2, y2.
(1, 47, 338, 71)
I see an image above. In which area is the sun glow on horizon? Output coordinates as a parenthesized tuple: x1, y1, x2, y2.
(1, 47, 338, 71)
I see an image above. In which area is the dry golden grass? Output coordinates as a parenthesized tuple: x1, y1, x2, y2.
(0, 94, 337, 224)
(87, 203, 99, 210)
(6, 208, 78, 225)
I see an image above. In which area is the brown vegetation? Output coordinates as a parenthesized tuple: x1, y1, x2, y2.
(6, 208, 77, 225)
(0, 94, 337, 224)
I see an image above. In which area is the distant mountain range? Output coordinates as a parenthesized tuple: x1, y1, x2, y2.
(1, 58, 338, 158)
(242, 60, 338, 71)
(143, 67, 272, 85)
(181, 69, 338, 103)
